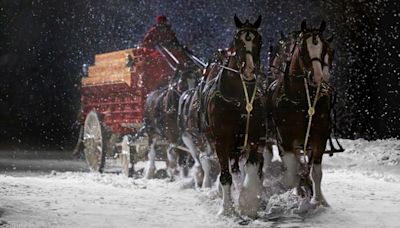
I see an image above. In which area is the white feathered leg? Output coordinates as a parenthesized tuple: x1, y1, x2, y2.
(200, 153, 212, 188)
(310, 163, 329, 206)
(182, 132, 203, 188)
(281, 152, 300, 189)
(218, 182, 235, 216)
(263, 146, 272, 176)
(167, 144, 177, 180)
(145, 140, 157, 179)
(238, 163, 262, 218)
(202, 138, 218, 188)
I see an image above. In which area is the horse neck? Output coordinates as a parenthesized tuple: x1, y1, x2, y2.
(271, 56, 284, 79)
(164, 87, 180, 113)
(205, 63, 219, 83)
(284, 47, 306, 95)
(218, 56, 249, 99)
(288, 47, 301, 75)
(227, 55, 240, 71)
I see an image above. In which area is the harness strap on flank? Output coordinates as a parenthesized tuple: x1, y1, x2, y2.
(219, 65, 240, 73)
(303, 71, 321, 157)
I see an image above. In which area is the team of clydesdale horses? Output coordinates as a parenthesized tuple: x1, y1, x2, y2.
(140, 15, 336, 218)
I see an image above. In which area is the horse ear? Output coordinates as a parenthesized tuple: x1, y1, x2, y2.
(319, 20, 326, 33)
(301, 19, 307, 32)
(269, 44, 273, 52)
(234, 14, 243, 28)
(327, 34, 334, 43)
(280, 31, 285, 40)
(253, 15, 262, 29)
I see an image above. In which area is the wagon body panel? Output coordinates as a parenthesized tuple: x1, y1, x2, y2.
(78, 46, 190, 175)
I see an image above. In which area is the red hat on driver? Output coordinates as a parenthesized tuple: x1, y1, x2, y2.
(156, 15, 167, 23)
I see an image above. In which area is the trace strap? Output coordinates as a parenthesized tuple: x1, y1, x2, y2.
(303, 72, 321, 157)
(240, 73, 258, 152)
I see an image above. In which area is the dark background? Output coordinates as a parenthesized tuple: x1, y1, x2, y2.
(0, 0, 399, 150)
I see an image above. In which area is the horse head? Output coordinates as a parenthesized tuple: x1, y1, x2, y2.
(233, 14, 263, 80)
(163, 64, 201, 114)
(270, 31, 301, 80)
(176, 65, 201, 93)
(294, 20, 334, 85)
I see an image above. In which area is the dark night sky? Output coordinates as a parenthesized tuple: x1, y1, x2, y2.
(0, 0, 399, 150)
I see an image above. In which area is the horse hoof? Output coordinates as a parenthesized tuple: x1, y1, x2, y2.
(266, 206, 284, 219)
(206, 189, 220, 199)
(239, 207, 258, 219)
(202, 179, 212, 189)
(310, 197, 330, 207)
(238, 191, 260, 219)
(145, 167, 156, 179)
(179, 178, 194, 189)
(168, 176, 175, 182)
(293, 198, 316, 214)
(217, 206, 236, 217)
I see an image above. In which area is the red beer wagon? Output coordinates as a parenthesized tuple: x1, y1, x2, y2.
(77, 46, 195, 177)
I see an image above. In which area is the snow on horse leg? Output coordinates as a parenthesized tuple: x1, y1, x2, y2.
(167, 144, 177, 180)
(200, 153, 211, 188)
(281, 152, 300, 189)
(218, 162, 235, 216)
(202, 138, 220, 188)
(218, 181, 235, 216)
(200, 139, 213, 188)
(238, 162, 262, 218)
(310, 163, 329, 207)
(145, 140, 157, 179)
(182, 132, 203, 188)
(263, 145, 272, 176)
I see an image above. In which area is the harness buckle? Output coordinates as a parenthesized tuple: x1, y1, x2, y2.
(246, 103, 253, 113)
(308, 107, 315, 116)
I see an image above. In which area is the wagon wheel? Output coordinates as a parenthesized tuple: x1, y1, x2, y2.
(120, 135, 135, 177)
(83, 110, 106, 173)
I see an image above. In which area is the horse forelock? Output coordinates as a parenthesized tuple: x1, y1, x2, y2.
(233, 27, 262, 80)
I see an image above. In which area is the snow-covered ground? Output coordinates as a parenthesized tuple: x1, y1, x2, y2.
(1, 139, 400, 228)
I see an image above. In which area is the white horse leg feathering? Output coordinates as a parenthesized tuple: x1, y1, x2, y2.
(182, 132, 203, 188)
(145, 139, 157, 179)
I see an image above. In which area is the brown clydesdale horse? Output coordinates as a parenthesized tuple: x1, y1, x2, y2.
(177, 49, 228, 188)
(143, 64, 200, 179)
(204, 15, 265, 218)
(267, 20, 334, 210)
(269, 31, 301, 82)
